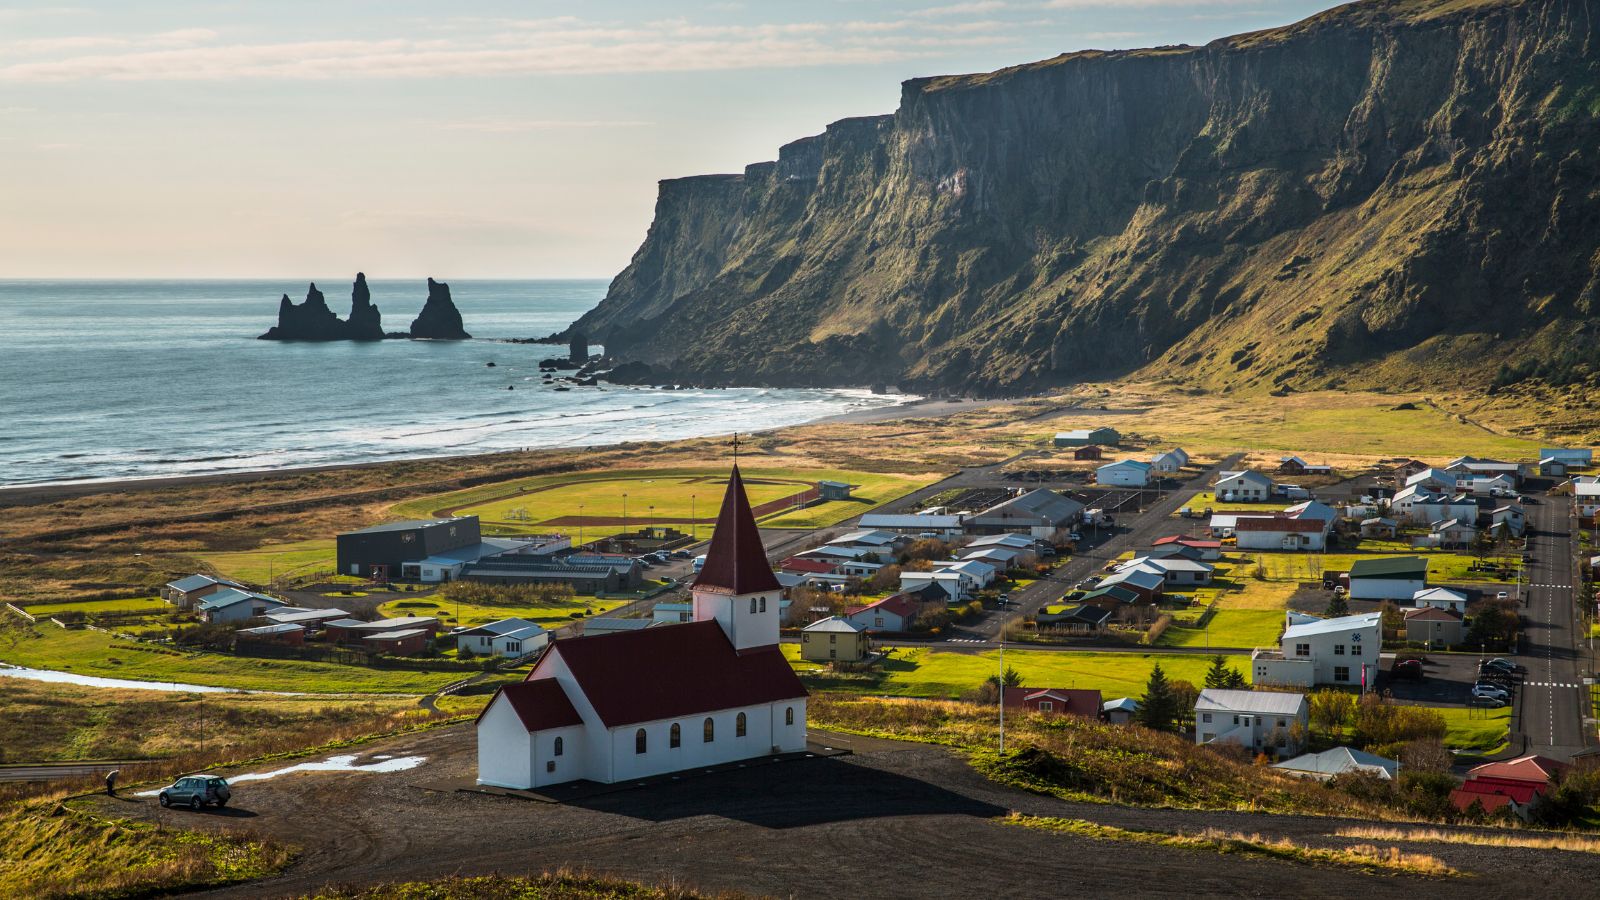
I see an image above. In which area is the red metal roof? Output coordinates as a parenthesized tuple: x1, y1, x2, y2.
(850, 592, 922, 621)
(1467, 754, 1570, 785)
(1004, 686, 1103, 717)
(529, 620, 805, 728)
(780, 557, 839, 575)
(692, 466, 782, 595)
(477, 678, 582, 732)
(1448, 787, 1521, 813)
(1233, 516, 1324, 533)
(1154, 535, 1222, 548)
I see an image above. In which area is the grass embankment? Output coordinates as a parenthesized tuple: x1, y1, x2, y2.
(0, 799, 292, 900)
(0, 625, 462, 694)
(1007, 815, 1455, 877)
(809, 694, 1390, 816)
(0, 679, 430, 763)
(381, 596, 629, 629)
(21, 596, 170, 617)
(787, 645, 1246, 700)
(1434, 707, 1512, 755)
(1336, 826, 1600, 854)
(305, 872, 725, 899)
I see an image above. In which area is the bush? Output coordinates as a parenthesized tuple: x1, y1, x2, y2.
(436, 581, 576, 607)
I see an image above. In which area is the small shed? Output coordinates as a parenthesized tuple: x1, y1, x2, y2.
(361, 628, 430, 656)
(1073, 445, 1104, 461)
(818, 480, 855, 501)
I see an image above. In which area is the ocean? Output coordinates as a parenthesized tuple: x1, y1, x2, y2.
(0, 279, 908, 487)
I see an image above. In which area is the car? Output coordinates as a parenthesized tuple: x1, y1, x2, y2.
(997, 593, 1011, 605)
(669, 550, 691, 560)
(1472, 685, 1510, 701)
(1483, 658, 1520, 673)
(1496, 591, 1510, 601)
(158, 775, 231, 810)
(1392, 659, 1425, 680)
(1469, 696, 1507, 709)
(1068, 532, 1083, 543)
(634, 557, 655, 568)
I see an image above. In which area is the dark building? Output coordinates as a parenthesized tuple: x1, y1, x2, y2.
(336, 516, 481, 579)
(460, 555, 644, 593)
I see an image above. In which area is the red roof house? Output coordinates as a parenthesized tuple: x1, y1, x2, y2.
(1449, 755, 1571, 817)
(1003, 686, 1103, 718)
(843, 593, 924, 632)
(780, 557, 840, 576)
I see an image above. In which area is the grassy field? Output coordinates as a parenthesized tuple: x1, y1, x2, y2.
(189, 538, 337, 584)
(1246, 552, 1518, 585)
(0, 625, 463, 694)
(1160, 609, 1285, 648)
(1435, 706, 1512, 755)
(788, 644, 1246, 699)
(1181, 492, 1286, 513)
(379, 596, 629, 628)
(22, 596, 170, 616)
(388, 466, 941, 539)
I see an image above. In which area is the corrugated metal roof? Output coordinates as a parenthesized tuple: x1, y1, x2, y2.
(1195, 688, 1306, 716)
(1281, 612, 1381, 641)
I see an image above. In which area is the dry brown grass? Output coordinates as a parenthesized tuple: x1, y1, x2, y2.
(1336, 825, 1600, 854)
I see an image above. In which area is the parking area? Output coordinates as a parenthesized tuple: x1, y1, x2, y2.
(1381, 651, 1517, 707)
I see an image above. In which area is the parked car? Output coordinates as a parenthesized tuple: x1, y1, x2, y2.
(1483, 658, 1522, 673)
(1469, 696, 1508, 709)
(634, 557, 655, 569)
(997, 593, 1011, 605)
(669, 550, 691, 560)
(158, 775, 231, 810)
(1392, 659, 1424, 680)
(1496, 591, 1510, 601)
(1472, 684, 1510, 701)
(1068, 532, 1083, 543)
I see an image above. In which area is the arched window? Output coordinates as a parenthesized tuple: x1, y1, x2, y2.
(703, 717, 715, 743)
(736, 712, 748, 737)
(553, 736, 564, 757)
(759, 596, 767, 613)
(785, 707, 794, 726)
(749, 597, 757, 614)
(670, 723, 681, 748)
(635, 728, 647, 754)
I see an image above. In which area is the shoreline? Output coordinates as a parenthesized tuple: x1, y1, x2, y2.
(0, 394, 1027, 507)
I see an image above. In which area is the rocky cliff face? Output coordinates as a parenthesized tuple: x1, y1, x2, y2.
(408, 278, 472, 340)
(572, 0, 1600, 394)
(260, 280, 360, 341)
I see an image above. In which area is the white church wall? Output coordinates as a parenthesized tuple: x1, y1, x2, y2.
(531, 724, 586, 789)
(692, 587, 781, 651)
(476, 694, 533, 788)
(607, 700, 803, 782)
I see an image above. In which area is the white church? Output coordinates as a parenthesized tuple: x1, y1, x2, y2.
(476, 466, 809, 789)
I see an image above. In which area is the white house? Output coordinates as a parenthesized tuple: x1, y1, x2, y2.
(1405, 467, 1460, 493)
(1346, 556, 1427, 600)
(1097, 460, 1152, 488)
(1251, 612, 1381, 689)
(651, 602, 694, 624)
(1284, 500, 1337, 531)
(1214, 470, 1274, 502)
(1490, 505, 1526, 538)
(941, 559, 997, 589)
(1272, 747, 1398, 781)
(1194, 689, 1308, 758)
(899, 570, 966, 601)
(1233, 515, 1327, 551)
(476, 467, 808, 790)
(455, 618, 549, 658)
(1431, 517, 1478, 549)
(196, 588, 286, 624)
(1150, 448, 1189, 473)
(1576, 482, 1600, 518)
(1116, 556, 1214, 586)
(1412, 587, 1469, 614)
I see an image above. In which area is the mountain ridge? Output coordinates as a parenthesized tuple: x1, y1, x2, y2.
(570, 0, 1600, 396)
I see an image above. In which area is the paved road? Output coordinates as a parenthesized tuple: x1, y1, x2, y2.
(1517, 493, 1590, 760)
(0, 760, 136, 783)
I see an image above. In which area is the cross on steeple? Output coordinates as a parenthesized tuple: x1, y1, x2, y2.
(731, 432, 740, 463)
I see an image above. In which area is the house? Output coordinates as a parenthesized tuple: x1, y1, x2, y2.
(262, 607, 350, 630)
(1345, 557, 1427, 601)
(1491, 505, 1527, 538)
(827, 529, 902, 552)
(800, 616, 870, 663)
(1035, 604, 1111, 634)
(1071, 585, 1144, 613)
(1404, 467, 1460, 492)
(234, 622, 305, 646)
(1095, 568, 1166, 601)
(1272, 747, 1398, 781)
(1360, 517, 1398, 539)
(1194, 689, 1309, 758)
(1404, 606, 1465, 647)
(1145, 543, 1204, 562)
(940, 559, 997, 591)
(1097, 460, 1152, 488)
(962, 547, 1022, 571)
(1214, 470, 1274, 502)
(582, 617, 656, 637)
(1276, 456, 1333, 476)
(161, 574, 247, 610)
(1003, 686, 1103, 717)
(967, 489, 1086, 538)
(844, 593, 924, 632)
(1251, 612, 1381, 689)
(1233, 515, 1328, 551)
(1284, 500, 1337, 530)
(651, 602, 694, 624)
(1054, 427, 1119, 447)
(780, 557, 842, 578)
(1450, 755, 1572, 819)
(1540, 448, 1592, 466)
(898, 571, 966, 602)
(817, 480, 855, 501)
(1430, 517, 1478, 549)
(1207, 514, 1240, 538)
(456, 618, 549, 658)
(1539, 457, 1569, 478)
(362, 628, 432, 656)
(1150, 449, 1189, 473)
(1102, 697, 1139, 725)
(475, 465, 808, 790)
(857, 513, 965, 539)
(196, 588, 286, 624)
(1412, 587, 1469, 614)
(1151, 535, 1223, 560)
(1391, 459, 1429, 481)
(1072, 445, 1104, 461)
(1576, 483, 1600, 518)
(1116, 556, 1214, 586)
(324, 615, 441, 643)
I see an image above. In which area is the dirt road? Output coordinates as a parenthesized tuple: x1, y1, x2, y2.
(90, 724, 1600, 899)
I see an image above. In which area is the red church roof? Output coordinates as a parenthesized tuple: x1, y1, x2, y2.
(693, 466, 782, 595)
(530, 620, 805, 728)
(478, 678, 582, 732)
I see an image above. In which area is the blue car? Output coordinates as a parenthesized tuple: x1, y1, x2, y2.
(158, 774, 231, 810)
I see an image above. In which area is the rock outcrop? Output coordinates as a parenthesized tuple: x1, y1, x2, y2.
(344, 273, 385, 341)
(408, 278, 472, 340)
(567, 0, 1600, 395)
(259, 282, 351, 341)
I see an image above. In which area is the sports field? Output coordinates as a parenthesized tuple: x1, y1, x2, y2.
(190, 538, 338, 584)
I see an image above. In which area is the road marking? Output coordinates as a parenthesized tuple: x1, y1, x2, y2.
(945, 638, 988, 644)
(1525, 682, 1583, 689)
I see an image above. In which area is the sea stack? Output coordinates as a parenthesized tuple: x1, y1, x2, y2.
(409, 278, 471, 340)
(258, 282, 348, 340)
(344, 272, 385, 341)
(569, 331, 588, 362)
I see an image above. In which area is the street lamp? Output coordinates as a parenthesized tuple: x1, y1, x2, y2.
(622, 493, 629, 536)
(691, 494, 697, 541)
(578, 505, 585, 548)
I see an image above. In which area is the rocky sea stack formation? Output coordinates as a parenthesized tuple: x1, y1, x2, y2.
(568, 0, 1600, 395)
(408, 278, 471, 340)
(259, 274, 470, 341)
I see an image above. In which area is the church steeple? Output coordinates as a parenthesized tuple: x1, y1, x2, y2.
(692, 465, 782, 651)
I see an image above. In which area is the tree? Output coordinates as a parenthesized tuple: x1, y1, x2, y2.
(1203, 654, 1246, 689)
(1137, 663, 1179, 732)
(1324, 592, 1350, 617)
(1308, 689, 1356, 741)
(1002, 666, 1023, 688)
(1169, 679, 1200, 730)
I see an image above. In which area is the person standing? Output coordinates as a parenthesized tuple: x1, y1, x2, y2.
(105, 769, 119, 797)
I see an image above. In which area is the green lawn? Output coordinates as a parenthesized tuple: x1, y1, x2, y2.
(189, 538, 337, 585)
(1160, 609, 1285, 649)
(0, 626, 462, 694)
(1435, 706, 1512, 755)
(22, 597, 170, 616)
(785, 644, 1246, 700)
(1248, 551, 1519, 585)
(379, 596, 629, 629)
(1180, 492, 1285, 514)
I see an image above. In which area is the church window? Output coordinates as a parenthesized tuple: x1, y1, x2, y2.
(736, 712, 748, 737)
(785, 707, 794, 726)
(670, 723, 681, 748)
(553, 737, 563, 757)
(635, 728, 647, 754)
(760, 597, 767, 613)
(703, 717, 715, 742)
(750, 597, 757, 614)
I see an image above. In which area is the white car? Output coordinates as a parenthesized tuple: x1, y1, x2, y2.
(1496, 591, 1510, 601)
(1472, 684, 1510, 701)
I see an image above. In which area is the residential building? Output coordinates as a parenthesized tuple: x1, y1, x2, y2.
(1233, 515, 1327, 551)
(1097, 459, 1152, 488)
(1404, 606, 1465, 647)
(475, 465, 807, 790)
(898, 571, 966, 602)
(161, 574, 247, 610)
(800, 616, 869, 663)
(1412, 587, 1468, 614)
(1345, 557, 1427, 600)
(1491, 505, 1527, 538)
(1116, 556, 1213, 586)
(1034, 604, 1111, 634)
(197, 588, 286, 624)
(966, 533, 1041, 565)
(1072, 445, 1104, 461)
(1450, 755, 1571, 819)
(1054, 427, 1120, 447)
(1272, 747, 1398, 781)
(1576, 483, 1600, 518)
(455, 618, 549, 658)
(1095, 568, 1166, 601)
(967, 489, 1086, 538)
(1251, 612, 1381, 689)
(651, 602, 694, 624)
(1151, 535, 1222, 560)
(844, 593, 924, 632)
(1430, 517, 1478, 549)
(1150, 448, 1189, 473)
(1214, 470, 1273, 502)
(1102, 697, 1139, 725)
(1003, 686, 1103, 717)
(1360, 517, 1398, 539)
(1194, 689, 1308, 758)
(1404, 467, 1460, 493)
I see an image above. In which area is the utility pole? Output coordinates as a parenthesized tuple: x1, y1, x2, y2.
(998, 637, 1005, 755)
(578, 505, 585, 548)
(691, 494, 697, 542)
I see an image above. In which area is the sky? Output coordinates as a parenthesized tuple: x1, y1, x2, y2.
(0, 0, 1336, 279)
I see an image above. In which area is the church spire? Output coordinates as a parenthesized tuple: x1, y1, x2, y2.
(692, 465, 781, 595)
